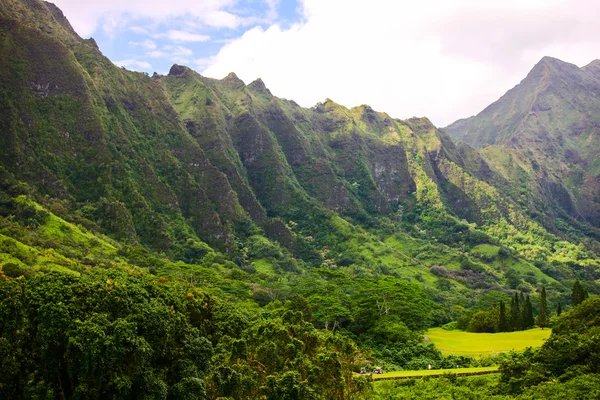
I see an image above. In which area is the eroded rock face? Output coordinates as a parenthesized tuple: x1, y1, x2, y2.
(368, 144, 415, 206)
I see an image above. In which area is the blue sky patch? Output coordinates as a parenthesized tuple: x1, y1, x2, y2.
(91, 0, 303, 75)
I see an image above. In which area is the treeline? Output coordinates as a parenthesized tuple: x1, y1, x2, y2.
(458, 288, 548, 333)
(457, 281, 589, 334)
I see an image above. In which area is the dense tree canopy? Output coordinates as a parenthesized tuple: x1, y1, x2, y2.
(0, 268, 372, 399)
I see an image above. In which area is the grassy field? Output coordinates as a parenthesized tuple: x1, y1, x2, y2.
(369, 366, 499, 380)
(426, 327, 551, 357)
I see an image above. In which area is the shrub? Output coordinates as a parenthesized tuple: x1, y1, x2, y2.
(2, 262, 34, 278)
(442, 321, 458, 331)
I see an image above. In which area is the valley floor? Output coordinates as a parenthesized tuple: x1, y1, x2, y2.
(425, 328, 552, 357)
(369, 366, 499, 380)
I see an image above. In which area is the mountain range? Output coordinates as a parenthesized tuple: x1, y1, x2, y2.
(1, 0, 599, 307)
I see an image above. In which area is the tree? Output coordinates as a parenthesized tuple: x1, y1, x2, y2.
(264, 371, 314, 400)
(536, 286, 548, 329)
(510, 293, 521, 331)
(572, 280, 589, 306)
(468, 310, 498, 333)
(505, 269, 521, 289)
(524, 295, 535, 329)
(498, 300, 508, 332)
(552, 298, 600, 335)
(353, 278, 432, 333)
(556, 302, 562, 316)
(309, 294, 352, 332)
(520, 293, 528, 330)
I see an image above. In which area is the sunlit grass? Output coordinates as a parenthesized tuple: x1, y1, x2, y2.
(426, 327, 551, 357)
(369, 366, 499, 380)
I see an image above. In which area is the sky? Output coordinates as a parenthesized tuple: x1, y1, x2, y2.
(51, 0, 600, 127)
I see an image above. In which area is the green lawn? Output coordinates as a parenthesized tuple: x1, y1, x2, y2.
(425, 327, 551, 357)
(369, 366, 499, 380)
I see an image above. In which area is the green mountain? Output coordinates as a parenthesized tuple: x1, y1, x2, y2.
(446, 56, 600, 231)
(1, 1, 600, 397)
(2, 0, 599, 301)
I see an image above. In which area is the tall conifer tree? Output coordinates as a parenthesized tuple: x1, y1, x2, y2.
(536, 286, 548, 329)
(499, 300, 508, 332)
(525, 295, 535, 328)
(510, 294, 520, 331)
(520, 292, 528, 330)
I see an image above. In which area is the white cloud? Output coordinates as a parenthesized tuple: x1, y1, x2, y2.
(51, 0, 239, 37)
(202, 10, 241, 29)
(113, 59, 152, 70)
(153, 30, 210, 43)
(201, 0, 600, 126)
(194, 58, 213, 69)
(148, 45, 194, 65)
(130, 39, 158, 50)
(130, 26, 150, 35)
(169, 45, 194, 56)
(148, 50, 169, 59)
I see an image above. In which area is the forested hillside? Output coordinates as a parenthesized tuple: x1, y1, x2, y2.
(1, 1, 600, 398)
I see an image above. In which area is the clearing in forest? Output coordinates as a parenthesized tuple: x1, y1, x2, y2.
(369, 366, 499, 381)
(425, 327, 551, 357)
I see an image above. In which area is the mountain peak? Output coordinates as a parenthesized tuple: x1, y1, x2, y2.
(248, 78, 272, 96)
(528, 56, 580, 77)
(222, 72, 245, 88)
(407, 116, 436, 130)
(585, 59, 600, 67)
(84, 37, 99, 50)
(43, 1, 80, 38)
(520, 56, 586, 91)
(538, 55, 562, 65)
(168, 64, 192, 77)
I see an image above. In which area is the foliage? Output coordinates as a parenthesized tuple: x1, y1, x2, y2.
(571, 279, 589, 306)
(0, 268, 372, 399)
(496, 297, 600, 395)
(535, 286, 548, 328)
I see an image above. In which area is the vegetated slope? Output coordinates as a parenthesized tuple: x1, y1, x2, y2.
(1, 0, 600, 298)
(446, 56, 600, 232)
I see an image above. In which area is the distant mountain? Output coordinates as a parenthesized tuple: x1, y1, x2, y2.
(446, 56, 600, 230)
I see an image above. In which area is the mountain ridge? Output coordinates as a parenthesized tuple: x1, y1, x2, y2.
(1, 0, 599, 309)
